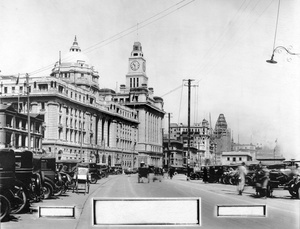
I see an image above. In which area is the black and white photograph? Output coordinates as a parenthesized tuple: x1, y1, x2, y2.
(0, 0, 299, 228)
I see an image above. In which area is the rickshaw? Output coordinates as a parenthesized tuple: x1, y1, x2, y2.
(138, 162, 150, 183)
(0, 149, 16, 221)
(79, 162, 101, 184)
(152, 167, 163, 182)
(74, 163, 90, 194)
(56, 159, 82, 190)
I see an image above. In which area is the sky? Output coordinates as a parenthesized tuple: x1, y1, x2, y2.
(0, 0, 300, 160)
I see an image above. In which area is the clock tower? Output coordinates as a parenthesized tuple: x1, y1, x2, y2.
(126, 42, 148, 89)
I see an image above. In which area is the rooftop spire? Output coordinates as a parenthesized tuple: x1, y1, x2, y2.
(70, 35, 81, 52)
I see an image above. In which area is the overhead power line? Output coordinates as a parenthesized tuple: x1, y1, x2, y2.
(28, 0, 195, 76)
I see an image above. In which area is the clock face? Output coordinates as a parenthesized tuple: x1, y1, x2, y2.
(142, 61, 146, 72)
(130, 61, 140, 71)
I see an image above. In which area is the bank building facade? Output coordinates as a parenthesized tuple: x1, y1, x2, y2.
(0, 37, 164, 169)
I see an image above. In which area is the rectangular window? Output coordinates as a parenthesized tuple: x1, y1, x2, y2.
(137, 78, 139, 87)
(130, 78, 132, 88)
(239, 157, 242, 161)
(4, 87, 7, 93)
(227, 157, 230, 161)
(233, 157, 236, 162)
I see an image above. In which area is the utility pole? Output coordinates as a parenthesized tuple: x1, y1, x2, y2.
(184, 79, 194, 181)
(168, 113, 171, 169)
(26, 73, 31, 150)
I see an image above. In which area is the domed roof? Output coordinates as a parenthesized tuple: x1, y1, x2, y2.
(62, 36, 90, 65)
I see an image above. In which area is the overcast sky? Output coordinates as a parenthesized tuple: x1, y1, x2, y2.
(1, 0, 300, 160)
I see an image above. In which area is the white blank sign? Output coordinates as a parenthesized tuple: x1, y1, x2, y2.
(39, 206, 75, 218)
(217, 205, 266, 217)
(93, 198, 201, 225)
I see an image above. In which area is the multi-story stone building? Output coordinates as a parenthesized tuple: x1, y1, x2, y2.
(232, 143, 257, 161)
(0, 104, 44, 151)
(169, 119, 213, 166)
(0, 37, 164, 169)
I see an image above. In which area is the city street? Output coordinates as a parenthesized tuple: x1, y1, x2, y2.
(2, 174, 299, 229)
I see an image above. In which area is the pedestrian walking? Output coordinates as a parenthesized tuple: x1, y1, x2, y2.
(209, 166, 215, 183)
(255, 163, 270, 198)
(237, 162, 247, 195)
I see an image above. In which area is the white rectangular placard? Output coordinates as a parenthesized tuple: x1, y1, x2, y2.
(93, 198, 201, 226)
(217, 205, 266, 217)
(39, 206, 75, 218)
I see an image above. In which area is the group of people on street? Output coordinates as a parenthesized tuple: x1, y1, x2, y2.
(195, 162, 271, 198)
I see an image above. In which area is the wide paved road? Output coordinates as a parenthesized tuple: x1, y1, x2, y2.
(2, 173, 299, 229)
(77, 173, 299, 229)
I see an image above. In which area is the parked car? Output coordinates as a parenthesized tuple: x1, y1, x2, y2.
(124, 168, 138, 174)
(109, 166, 122, 175)
(96, 164, 109, 178)
(0, 149, 16, 221)
(14, 150, 43, 213)
(33, 156, 64, 198)
(173, 166, 187, 175)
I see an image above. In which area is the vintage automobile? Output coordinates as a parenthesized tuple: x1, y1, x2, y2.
(0, 149, 16, 221)
(33, 156, 64, 198)
(254, 163, 300, 198)
(109, 166, 123, 175)
(96, 164, 109, 178)
(13, 150, 43, 213)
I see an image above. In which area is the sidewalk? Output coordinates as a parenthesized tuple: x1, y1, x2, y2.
(2, 176, 113, 229)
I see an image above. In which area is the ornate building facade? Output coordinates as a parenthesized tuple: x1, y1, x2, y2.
(0, 37, 164, 168)
(101, 42, 165, 167)
(168, 119, 213, 166)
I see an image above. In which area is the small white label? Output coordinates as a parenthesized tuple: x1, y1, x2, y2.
(217, 205, 266, 217)
(39, 206, 75, 218)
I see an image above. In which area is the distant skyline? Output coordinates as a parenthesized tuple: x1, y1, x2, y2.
(0, 0, 299, 160)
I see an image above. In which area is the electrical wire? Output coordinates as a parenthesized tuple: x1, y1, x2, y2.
(28, 0, 195, 76)
(177, 81, 184, 124)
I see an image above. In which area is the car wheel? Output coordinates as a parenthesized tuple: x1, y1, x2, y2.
(90, 176, 98, 184)
(43, 182, 53, 199)
(0, 194, 11, 222)
(10, 181, 28, 214)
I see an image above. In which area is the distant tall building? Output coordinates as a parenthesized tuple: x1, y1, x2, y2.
(213, 114, 231, 164)
(168, 119, 212, 166)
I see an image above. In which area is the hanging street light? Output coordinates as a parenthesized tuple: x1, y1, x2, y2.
(266, 46, 300, 64)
